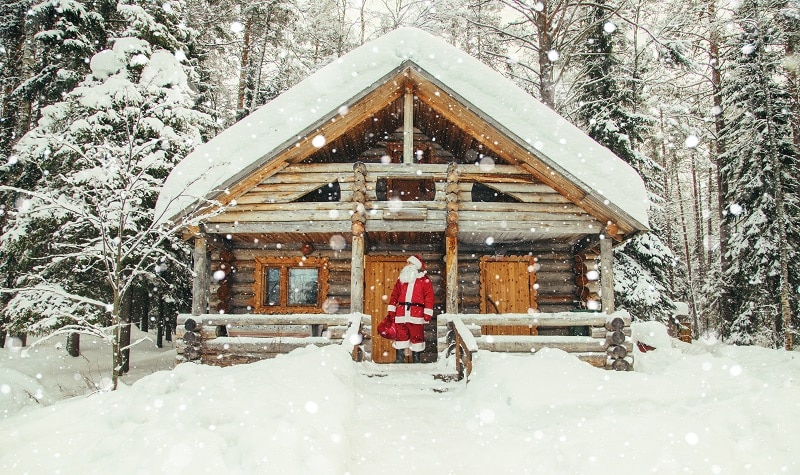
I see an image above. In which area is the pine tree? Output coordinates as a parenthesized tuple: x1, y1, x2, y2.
(718, 0, 799, 347)
(573, 0, 676, 322)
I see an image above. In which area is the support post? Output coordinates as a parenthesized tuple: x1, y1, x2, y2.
(192, 236, 210, 316)
(600, 236, 615, 314)
(350, 162, 368, 313)
(445, 162, 460, 314)
(403, 85, 414, 164)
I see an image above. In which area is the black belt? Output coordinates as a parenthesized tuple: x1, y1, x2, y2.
(399, 302, 424, 309)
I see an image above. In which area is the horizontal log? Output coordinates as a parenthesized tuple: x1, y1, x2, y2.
(202, 336, 341, 354)
(179, 313, 363, 327)
(459, 210, 597, 223)
(226, 324, 317, 338)
(204, 221, 352, 234)
(439, 312, 617, 328)
(206, 209, 355, 223)
(459, 220, 601, 234)
(475, 335, 607, 353)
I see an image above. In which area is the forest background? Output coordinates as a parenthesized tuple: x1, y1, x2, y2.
(0, 0, 798, 379)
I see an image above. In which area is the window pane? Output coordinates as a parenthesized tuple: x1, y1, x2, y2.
(265, 268, 281, 306)
(288, 268, 318, 305)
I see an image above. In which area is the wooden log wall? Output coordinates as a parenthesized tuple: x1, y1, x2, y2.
(208, 241, 355, 315)
(456, 250, 579, 315)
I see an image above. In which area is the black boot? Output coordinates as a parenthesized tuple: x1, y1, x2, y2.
(395, 349, 405, 364)
(412, 351, 421, 363)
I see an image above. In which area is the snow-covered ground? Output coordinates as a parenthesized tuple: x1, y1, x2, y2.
(1, 322, 799, 474)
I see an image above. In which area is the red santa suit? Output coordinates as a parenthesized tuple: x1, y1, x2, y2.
(386, 255, 434, 353)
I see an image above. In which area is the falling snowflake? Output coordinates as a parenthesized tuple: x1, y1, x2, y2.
(684, 135, 699, 148)
(312, 135, 326, 148)
(729, 203, 743, 216)
(479, 156, 495, 172)
(742, 44, 755, 55)
(213, 270, 226, 282)
(547, 50, 560, 62)
(230, 21, 244, 33)
(603, 22, 617, 34)
(329, 234, 347, 251)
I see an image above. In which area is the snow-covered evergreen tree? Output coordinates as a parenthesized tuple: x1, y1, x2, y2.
(573, 0, 676, 322)
(1, 10, 213, 387)
(718, 0, 799, 347)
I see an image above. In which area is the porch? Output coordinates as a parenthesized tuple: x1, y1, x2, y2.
(176, 310, 633, 376)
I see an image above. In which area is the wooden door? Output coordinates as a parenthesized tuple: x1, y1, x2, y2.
(480, 256, 538, 336)
(364, 256, 408, 363)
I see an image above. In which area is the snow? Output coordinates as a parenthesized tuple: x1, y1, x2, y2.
(154, 27, 649, 230)
(2, 323, 799, 474)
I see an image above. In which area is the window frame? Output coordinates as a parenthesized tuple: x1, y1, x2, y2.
(252, 256, 329, 314)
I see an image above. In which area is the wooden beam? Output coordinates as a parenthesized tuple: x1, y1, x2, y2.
(192, 236, 210, 316)
(600, 236, 615, 314)
(446, 162, 460, 314)
(351, 162, 367, 313)
(404, 84, 414, 164)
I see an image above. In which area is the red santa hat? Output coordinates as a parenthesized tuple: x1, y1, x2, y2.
(407, 255, 425, 271)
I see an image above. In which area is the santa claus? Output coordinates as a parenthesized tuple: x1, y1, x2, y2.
(386, 255, 434, 363)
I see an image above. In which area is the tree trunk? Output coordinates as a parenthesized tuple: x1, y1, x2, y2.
(156, 296, 164, 348)
(120, 291, 132, 374)
(535, 8, 555, 108)
(66, 332, 80, 357)
(236, 16, 254, 112)
(708, 0, 732, 328)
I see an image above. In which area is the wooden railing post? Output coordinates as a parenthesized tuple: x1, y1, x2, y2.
(351, 162, 367, 313)
(445, 162, 460, 314)
(600, 236, 615, 314)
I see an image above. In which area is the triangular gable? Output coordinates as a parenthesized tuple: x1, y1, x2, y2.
(155, 27, 649, 235)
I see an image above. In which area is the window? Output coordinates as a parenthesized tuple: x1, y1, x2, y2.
(253, 257, 329, 313)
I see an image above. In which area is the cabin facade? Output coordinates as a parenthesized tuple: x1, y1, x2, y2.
(156, 28, 649, 371)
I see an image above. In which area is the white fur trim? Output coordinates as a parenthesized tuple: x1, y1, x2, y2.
(387, 305, 396, 312)
(393, 340, 410, 349)
(407, 255, 422, 270)
(423, 308, 434, 316)
(396, 315, 426, 325)
(410, 341, 426, 352)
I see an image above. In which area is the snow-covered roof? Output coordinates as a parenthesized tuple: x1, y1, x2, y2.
(155, 27, 649, 230)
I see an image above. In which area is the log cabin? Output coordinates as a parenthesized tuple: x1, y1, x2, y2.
(155, 27, 649, 372)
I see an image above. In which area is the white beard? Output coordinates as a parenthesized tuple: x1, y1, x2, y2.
(398, 264, 425, 283)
